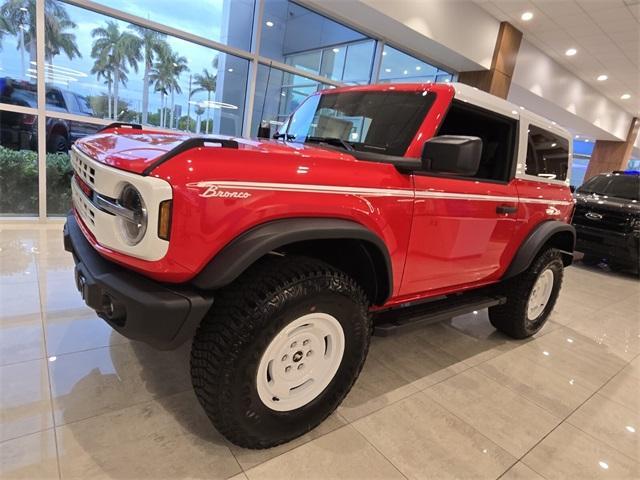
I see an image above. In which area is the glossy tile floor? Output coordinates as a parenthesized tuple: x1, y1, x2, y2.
(1, 222, 639, 480)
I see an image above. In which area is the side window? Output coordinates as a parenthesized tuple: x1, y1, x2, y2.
(526, 125, 569, 181)
(436, 101, 516, 181)
(45, 89, 66, 109)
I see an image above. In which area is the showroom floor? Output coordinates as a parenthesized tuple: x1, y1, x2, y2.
(0, 222, 638, 480)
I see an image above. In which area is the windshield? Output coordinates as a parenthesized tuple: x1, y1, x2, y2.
(577, 174, 640, 201)
(285, 90, 435, 156)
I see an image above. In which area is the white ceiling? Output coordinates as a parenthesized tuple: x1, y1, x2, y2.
(473, 0, 639, 117)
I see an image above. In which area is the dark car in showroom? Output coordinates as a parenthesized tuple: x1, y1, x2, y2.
(0, 78, 98, 153)
(573, 170, 640, 272)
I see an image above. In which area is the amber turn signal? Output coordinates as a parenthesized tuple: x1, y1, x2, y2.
(158, 200, 172, 240)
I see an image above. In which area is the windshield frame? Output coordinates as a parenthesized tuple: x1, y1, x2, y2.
(577, 173, 640, 201)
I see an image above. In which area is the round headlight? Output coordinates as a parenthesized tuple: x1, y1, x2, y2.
(118, 183, 147, 245)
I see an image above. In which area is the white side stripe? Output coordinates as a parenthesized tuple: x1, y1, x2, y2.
(187, 181, 573, 205)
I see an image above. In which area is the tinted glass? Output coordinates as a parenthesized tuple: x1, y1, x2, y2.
(578, 174, 640, 201)
(436, 101, 516, 181)
(0, 113, 38, 215)
(526, 125, 569, 181)
(261, 0, 374, 84)
(39, 1, 248, 135)
(251, 64, 323, 138)
(286, 90, 435, 156)
(91, 0, 255, 51)
(379, 45, 453, 84)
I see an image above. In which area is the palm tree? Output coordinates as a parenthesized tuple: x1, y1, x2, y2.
(149, 48, 187, 129)
(1, 0, 80, 77)
(91, 21, 141, 119)
(191, 68, 217, 134)
(194, 105, 204, 134)
(128, 24, 167, 125)
(90, 55, 114, 118)
(166, 52, 188, 128)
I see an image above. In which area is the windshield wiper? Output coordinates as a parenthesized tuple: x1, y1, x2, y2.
(305, 136, 355, 152)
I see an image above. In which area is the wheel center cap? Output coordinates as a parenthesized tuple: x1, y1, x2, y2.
(292, 351, 303, 362)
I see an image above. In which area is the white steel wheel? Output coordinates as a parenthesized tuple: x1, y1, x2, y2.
(527, 268, 555, 320)
(256, 312, 345, 412)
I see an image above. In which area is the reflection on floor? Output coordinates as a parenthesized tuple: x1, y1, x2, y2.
(1, 222, 639, 479)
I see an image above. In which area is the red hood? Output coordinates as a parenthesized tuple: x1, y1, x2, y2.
(75, 129, 353, 174)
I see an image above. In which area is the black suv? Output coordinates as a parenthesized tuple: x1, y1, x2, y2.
(0, 79, 98, 152)
(573, 171, 640, 271)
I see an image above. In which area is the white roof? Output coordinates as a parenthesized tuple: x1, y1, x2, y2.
(449, 82, 571, 140)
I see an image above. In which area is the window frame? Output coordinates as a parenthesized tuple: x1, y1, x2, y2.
(516, 119, 572, 186)
(414, 99, 519, 185)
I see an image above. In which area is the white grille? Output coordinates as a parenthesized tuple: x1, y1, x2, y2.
(71, 150, 96, 187)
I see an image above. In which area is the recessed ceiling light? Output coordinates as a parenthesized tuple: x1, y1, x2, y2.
(416, 66, 421, 71)
(332, 48, 339, 53)
(575, 135, 580, 138)
(382, 51, 387, 56)
(597, 74, 608, 81)
(551, 142, 557, 147)
(521, 11, 534, 21)
(227, 68, 233, 72)
(565, 48, 577, 56)
(265, 20, 274, 27)
(384, 68, 391, 73)
(403, 70, 408, 75)
(621, 93, 631, 100)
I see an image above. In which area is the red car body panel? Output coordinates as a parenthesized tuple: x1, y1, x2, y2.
(73, 82, 574, 309)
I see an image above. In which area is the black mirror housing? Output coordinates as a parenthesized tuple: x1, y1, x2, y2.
(422, 135, 483, 176)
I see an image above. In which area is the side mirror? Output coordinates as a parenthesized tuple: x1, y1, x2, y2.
(569, 185, 576, 193)
(422, 135, 482, 176)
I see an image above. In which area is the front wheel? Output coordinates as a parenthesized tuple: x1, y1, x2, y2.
(489, 248, 564, 339)
(190, 255, 371, 449)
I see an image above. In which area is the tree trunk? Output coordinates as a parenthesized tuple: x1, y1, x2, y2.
(141, 60, 150, 124)
(169, 90, 175, 129)
(113, 69, 120, 120)
(205, 91, 212, 134)
(107, 80, 112, 119)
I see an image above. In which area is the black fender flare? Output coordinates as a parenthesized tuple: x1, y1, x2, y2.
(503, 220, 576, 279)
(192, 218, 393, 302)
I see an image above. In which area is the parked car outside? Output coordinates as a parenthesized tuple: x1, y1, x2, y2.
(0, 78, 98, 152)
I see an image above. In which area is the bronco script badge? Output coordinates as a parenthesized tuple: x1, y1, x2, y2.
(187, 182, 252, 199)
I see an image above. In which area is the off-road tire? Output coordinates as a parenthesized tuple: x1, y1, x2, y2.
(190, 255, 371, 449)
(48, 133, 68, 153)
(489, 248, 564, 339)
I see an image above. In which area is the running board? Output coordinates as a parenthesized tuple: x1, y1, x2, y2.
(373, 294, 506, 336)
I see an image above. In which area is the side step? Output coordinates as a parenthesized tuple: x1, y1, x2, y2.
(372, 294, 506, 336)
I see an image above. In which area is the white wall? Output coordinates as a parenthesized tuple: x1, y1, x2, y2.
(511, 40, 634, 142)
(304, 0, 636, 146)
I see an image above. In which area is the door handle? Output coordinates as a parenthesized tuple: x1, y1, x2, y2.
(496, 205, 518, 214)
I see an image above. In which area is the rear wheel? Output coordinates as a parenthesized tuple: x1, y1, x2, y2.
(489, 248, 564, 339)
(48, 133, 68, 153)
(190, 255, 371, 449)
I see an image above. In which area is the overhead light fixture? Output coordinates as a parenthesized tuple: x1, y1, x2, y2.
(621, 93, 631, 100)
(415, 66, 421, 71)
(382, 51, 387, 56)
(265, 20, 274, 27)
(227, 68, 233, 72)
(551, 142, 557, 147)
(596, 74, 608, 81)
(384, 68, 391, 73)
(403, 70, 408, 75)
(565, 48, 577, 56)
(521, 11, 534, 21)
(332, 48, 339, 53)
(575, 135, 580, 139)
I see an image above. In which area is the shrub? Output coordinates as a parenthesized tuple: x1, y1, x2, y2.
(0, 146, 73, 215)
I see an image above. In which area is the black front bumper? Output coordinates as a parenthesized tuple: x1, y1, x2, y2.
(63, 212, 213, 349)
(575, 224, 639, 268)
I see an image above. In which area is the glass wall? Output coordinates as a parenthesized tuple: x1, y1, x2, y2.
(379, 45, 453, 84)
(0, 0, 455, 217)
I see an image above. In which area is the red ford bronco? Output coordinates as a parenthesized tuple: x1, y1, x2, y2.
(63, 82, 576, 448)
